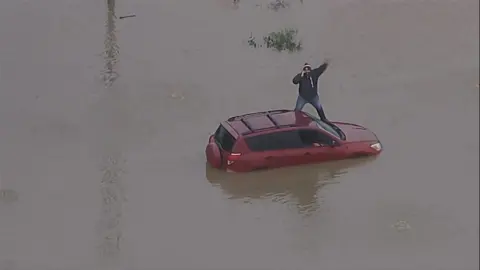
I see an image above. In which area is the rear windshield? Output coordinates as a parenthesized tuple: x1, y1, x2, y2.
(214, 124, 236, 152)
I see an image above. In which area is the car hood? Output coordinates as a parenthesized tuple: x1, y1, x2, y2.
(332, 122, 378, 142)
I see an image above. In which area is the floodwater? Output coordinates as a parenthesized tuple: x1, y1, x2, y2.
(0, 0, 478, 269)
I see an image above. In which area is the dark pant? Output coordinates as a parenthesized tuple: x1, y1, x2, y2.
(294, 95, 328, 121)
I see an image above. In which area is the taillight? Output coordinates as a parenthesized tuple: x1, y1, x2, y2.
(226, 153, 241, 166)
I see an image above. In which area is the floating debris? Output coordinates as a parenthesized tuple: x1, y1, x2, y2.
(119, 14, 136, 19)
(170, 92, 185, 100)
(391, 220, 412, 232)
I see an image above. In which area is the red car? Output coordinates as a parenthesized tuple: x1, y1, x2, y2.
(205, 109, 382, 172)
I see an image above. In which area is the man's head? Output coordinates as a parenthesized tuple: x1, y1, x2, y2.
(303, 63, 312, 75)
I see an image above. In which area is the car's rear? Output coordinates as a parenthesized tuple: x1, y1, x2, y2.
(205, 123, 251, 172)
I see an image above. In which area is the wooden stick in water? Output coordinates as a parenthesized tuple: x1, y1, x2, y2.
(119, 14, 136, 19)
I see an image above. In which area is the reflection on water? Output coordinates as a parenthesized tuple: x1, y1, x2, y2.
(98, 152, 126, 260)
(97, 0, 126, 267)
(206, 157, 375, 216)
(103, 0, 119, 87)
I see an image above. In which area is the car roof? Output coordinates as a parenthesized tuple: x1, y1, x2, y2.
(224, 109, 316, 136)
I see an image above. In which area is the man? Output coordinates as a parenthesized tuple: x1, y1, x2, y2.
(292, 60, 330, 121)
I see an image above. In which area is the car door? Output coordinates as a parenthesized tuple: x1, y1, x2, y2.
(244, 130, 306, 169)
(244, 133, 283, 170)
(270, 130, 309, 167)
(298, 129, 344, 163)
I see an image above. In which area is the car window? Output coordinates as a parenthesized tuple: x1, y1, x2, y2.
(298, 129, 335, 146)
(214, 124, 236, 152)
(303, 112, 342, 139)
(315, 121, 340, 138)
(245, 130, 305, 151)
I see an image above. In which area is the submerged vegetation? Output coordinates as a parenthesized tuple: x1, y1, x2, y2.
(241, 0, 303, 52)
(248, 27, 302, 53)
(263, 28, 302, 52)
(235, 0, 298, 10)
(267, 0, 289, 11)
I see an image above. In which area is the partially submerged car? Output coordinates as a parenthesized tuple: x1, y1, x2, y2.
(205, 109, 382, 172)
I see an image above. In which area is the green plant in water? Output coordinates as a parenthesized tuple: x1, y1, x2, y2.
(263, 28, 302, 52)
(267, 0, 289, 11)
(248, 32, 258, 48)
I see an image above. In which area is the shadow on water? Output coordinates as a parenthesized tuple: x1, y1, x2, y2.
(206, 157, 376, 216)
(96, 0, 126, 267)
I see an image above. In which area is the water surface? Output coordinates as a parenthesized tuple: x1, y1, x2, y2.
(0, 0, 478, 269)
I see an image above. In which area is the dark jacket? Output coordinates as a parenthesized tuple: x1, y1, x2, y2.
(292, 62, 328, 101)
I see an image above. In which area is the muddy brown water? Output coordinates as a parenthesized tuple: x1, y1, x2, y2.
(0, 0, 478, 269)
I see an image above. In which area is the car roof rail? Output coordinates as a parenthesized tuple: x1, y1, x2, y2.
(266, 109, 291, 115)
(227, 109, 290, 121)
(241, 124, 297, 135)
(227, 109, 295, 135)
(242, 113, 296, 135)
(266, 113, 279, 128)
(240, 118, 254, 132)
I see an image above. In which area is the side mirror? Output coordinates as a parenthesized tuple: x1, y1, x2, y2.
(330, 140, 339, 147)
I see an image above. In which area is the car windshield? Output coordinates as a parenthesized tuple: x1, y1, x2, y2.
(304, 112, 345, 140)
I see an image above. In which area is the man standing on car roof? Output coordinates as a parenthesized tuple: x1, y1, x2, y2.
(292, 60, 330, 122)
